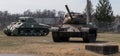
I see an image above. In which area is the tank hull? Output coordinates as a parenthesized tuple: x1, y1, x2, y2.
(52, 32, 82, 37)
(51, 24, 97, 43)
(4, 28, 49, 36)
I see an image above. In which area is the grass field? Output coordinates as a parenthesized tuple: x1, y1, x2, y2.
(0, 31, 120, 56)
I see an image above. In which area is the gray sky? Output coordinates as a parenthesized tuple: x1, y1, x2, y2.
(0, 0, 119, 15)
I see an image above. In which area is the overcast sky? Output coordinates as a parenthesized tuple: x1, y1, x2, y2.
(0, 0, 119, 15)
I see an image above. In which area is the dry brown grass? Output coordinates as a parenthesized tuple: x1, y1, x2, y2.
(0, 32, 120, 56)
(0, 43, 98, 56)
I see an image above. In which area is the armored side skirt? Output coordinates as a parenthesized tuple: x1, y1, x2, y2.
(56, 32, 84, 37)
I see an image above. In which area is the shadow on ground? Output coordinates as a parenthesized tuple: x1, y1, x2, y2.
(67, 40, 109, 43)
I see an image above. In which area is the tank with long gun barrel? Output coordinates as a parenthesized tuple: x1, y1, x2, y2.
(51, 0, 97, 43)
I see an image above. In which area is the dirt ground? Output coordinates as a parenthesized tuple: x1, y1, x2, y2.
(0, 32, 120, 56)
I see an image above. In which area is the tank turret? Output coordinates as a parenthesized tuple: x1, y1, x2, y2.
(63, 5, 86, 24)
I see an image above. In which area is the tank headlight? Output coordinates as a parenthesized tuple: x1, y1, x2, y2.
(88, 22, 93, 25)
(51, 27, 59, 31)
(81, 27, 90, 32)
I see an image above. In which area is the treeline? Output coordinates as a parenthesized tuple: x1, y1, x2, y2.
(0, 9, 65, 30)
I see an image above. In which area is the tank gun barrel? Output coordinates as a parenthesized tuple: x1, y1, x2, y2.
(65, 5, 73, 20)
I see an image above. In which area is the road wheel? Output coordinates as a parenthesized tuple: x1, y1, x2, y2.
(61, 37, 69, 42)
(88, 33, 97, 42)
(4, 30, 11, 36)
(52, 32, 69, 42)
(6, 33, 11, 36)
(52, 32, 61, 42)
(41, 29, 49, 36)
(83, 32, 97, 43)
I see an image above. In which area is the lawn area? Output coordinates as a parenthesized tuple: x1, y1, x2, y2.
(97, 33, 120, 43)
(0, 32, 120, 56)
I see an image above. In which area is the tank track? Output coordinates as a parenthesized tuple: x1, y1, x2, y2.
(4, 28, 49, 36)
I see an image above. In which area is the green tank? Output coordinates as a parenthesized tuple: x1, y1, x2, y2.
(3, 17, 49, 36)
(51, 5, 97, 43)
